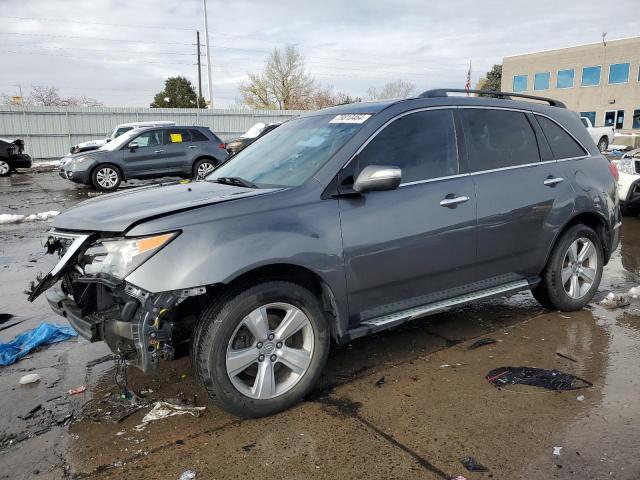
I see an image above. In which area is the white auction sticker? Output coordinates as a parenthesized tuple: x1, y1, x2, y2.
(329, 114, 372, 124)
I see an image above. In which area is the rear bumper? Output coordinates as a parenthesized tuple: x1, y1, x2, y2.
(12, 154, 31, 169)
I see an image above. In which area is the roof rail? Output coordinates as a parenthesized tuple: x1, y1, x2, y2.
(419, 88, 566, 108)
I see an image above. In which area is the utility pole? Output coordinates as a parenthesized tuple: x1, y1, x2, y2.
(196, 30, 202, 111)
(202, 0, 213, 108)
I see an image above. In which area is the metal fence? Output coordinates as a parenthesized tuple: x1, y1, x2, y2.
(0, 106, 304, 160)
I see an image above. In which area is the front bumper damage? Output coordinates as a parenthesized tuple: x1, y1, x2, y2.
(31, 230, 205, 372)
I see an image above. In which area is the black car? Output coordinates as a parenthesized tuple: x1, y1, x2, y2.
(59, 126, 229, 191)
(0, 138, 32, 177)
(224, 122, 281, 155)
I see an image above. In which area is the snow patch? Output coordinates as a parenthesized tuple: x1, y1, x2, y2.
(0, 210, 59, 225)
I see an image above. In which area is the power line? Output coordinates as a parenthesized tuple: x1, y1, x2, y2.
(0, 15, 196, 32)
(3, 43, 197, 57)
(0, 50, 197, 66)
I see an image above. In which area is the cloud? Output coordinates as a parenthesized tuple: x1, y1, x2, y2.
(0, 0, 638, 107)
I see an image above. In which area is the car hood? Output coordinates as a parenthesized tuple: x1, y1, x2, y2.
(52, 180, 280, 232)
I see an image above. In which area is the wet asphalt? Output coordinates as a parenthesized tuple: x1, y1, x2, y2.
(1, 169, 640, 479)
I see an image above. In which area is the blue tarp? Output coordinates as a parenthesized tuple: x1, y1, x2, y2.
(0, 322, 77, 366)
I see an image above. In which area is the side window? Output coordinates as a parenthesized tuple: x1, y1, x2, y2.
(130, 129, 163, 148)
(461, 109, 540, 172)
(356, 109, 458, 184)
(535, 115, 586, 159)
(164, 128, 192, 144)
(189, 129, 209, 142)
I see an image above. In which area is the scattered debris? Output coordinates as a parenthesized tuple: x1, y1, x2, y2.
(460, 457, 489, 472)
(486, 366, 592, 391)
(600, 292, 631, 309)
(175, 439, 185, 446)
(179, 469, 197, 480)
(452, 477, 468, 480)
(19, 373, 41, 385)
(0, 322, 77, 366)
(468, 338, 497, 350)
(68, 385, 87, 396)
(556, 352, 578, 363)
(134, 401, 205, 431)
(577, 395, 585, 402)
(242, 442, 256, 452)
(18, 404, 42, 420)
(553, 446, 563, 456)
(374, 376, 386, 387)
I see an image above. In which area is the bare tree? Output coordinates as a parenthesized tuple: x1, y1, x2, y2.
(239, 45, 316, 110)
(28, 86, 102, 107)
(366, 80, 417, 100)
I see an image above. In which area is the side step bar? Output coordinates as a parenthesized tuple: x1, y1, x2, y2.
(343, 280, 530, 342)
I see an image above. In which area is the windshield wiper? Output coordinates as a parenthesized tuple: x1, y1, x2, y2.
(211, 177, 258, 189)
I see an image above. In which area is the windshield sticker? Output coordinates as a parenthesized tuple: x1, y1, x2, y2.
(329, 114, 371, 124)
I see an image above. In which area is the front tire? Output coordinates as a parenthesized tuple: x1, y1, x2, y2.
(91, 164, 122, 191)
(193, 281, 330, 417)
(0, 158, 11, 177)
(532, 224, 603, 311)
(597, 136, 609, 153)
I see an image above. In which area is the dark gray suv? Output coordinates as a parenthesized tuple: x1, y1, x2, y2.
(59, 126, 228, 191)
(31, 89, 620, 417)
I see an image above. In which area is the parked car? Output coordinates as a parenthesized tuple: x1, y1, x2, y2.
(30, 89, 620, 418)
(613, 148, 640, 216)
(580, 116, 614, 152)
(59, 126, 228, 191)
(0, 137, 31, 176)
(69, 121, 177, 155)
(223, 122, 282, 155)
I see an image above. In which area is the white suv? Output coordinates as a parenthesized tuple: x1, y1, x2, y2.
(613, 148, 640, 216)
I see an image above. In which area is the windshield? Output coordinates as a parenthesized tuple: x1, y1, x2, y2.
(99, 129, 142, 151)
(207, 114, 368, 188)
(111, 126, 134, 138)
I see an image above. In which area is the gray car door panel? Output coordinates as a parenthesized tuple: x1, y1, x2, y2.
(121, 129, 166, 177)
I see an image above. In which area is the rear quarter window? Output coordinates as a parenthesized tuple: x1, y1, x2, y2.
(190, 129, 210, 142)
(535, 115, 587, 159)
(461, 109, 540, 172)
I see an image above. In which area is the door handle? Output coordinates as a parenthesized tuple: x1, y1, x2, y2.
(543, 177, 564, 186)
(154, 149, 165, 154)
(188, 145, 197, 149)
(439, 195, 470, 207)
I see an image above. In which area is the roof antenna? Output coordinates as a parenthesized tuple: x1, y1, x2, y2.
(601, 32, 607, 46)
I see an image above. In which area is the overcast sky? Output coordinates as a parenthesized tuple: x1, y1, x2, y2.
(1, 0, 638, 108)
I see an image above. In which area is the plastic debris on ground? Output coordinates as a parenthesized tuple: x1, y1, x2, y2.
(19, 373, 41, 385)
(134, 401, 206, 431)
(553, 446, 563, 456)
(68, 385, 87, 395)
(600, 292, 630, 309)
(452, 476, 468, 480)
(460, 457, 489, 472)
(179, 470, 197, 480)
(486, 366, 592, 391)
(468, 338, 497, 350)
(577, 395, 585, 401)
(0, 322, 77, 366)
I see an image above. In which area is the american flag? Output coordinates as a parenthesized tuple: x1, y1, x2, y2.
(465, 60, 472, 96)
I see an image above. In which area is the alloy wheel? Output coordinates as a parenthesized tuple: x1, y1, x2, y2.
(197, 161, 214, 179)
(96, 167, 119, 189)
(562, 237, 598, 299)
(226, 302, 314, 400)
(0, 160, 9, 175)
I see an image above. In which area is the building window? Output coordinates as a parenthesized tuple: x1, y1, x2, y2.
(534, 72, 550, 90)
(633, 109, 640, 129)
(581, 66, 601, 86)
(604, 111, 625, 129)
(580, 111, 596, 126)
(513, 75, 528, 92)
(557, 69, 575, 88)
(609, 63, 630, 84)
(604, 111, 616, 127)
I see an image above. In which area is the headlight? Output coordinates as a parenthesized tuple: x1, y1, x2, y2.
(616, 158, 637, 175)
(83, 232, 178, 279)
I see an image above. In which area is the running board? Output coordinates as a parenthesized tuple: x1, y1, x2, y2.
(344, 280, 529, 341)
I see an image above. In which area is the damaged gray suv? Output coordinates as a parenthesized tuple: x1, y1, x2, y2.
(30, 89, 621, 417)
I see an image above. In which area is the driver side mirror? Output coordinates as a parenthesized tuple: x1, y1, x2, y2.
(128, 142, 139, 152)
(105, 138, 111, 143)
(353, 165, 402, 193)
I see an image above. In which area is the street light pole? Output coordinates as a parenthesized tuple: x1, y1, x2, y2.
(202, 0, 213, 108)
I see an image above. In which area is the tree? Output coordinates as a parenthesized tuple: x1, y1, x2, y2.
(309, 87, 361, 109)
(150, 76, 205, 108)
(27, 86, 102, 107)
(366, 80, 416, 100)
(478, 64, 502, 94)
(239, 45, 316, 110)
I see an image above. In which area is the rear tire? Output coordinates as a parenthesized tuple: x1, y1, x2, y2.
(597, 136, 609, 153)
(91, 164, 122, 191)
(193, 281, 330, 417)
(193, 158, 217, 179)
(534, 224, 603, 311)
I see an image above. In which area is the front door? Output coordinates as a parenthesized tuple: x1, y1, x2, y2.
(339, 108, 477, 325)
(121, 129, 166, 177)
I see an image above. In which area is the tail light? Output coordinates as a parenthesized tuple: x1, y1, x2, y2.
(219, 143, 226, 149)
(609, 161, 619, 181)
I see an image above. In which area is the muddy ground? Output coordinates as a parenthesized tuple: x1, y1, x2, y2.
(1, 169, 640, 479)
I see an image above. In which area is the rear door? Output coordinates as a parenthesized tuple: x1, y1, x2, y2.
(162, 128, 193, 173)
(462, 108, 576, 282)
(121, 129, 165, 177)
(339, 108, 478, 325)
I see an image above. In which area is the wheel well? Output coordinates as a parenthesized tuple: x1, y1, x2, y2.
(555, 211, 610, 262)
(598, 136, 608, 144)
